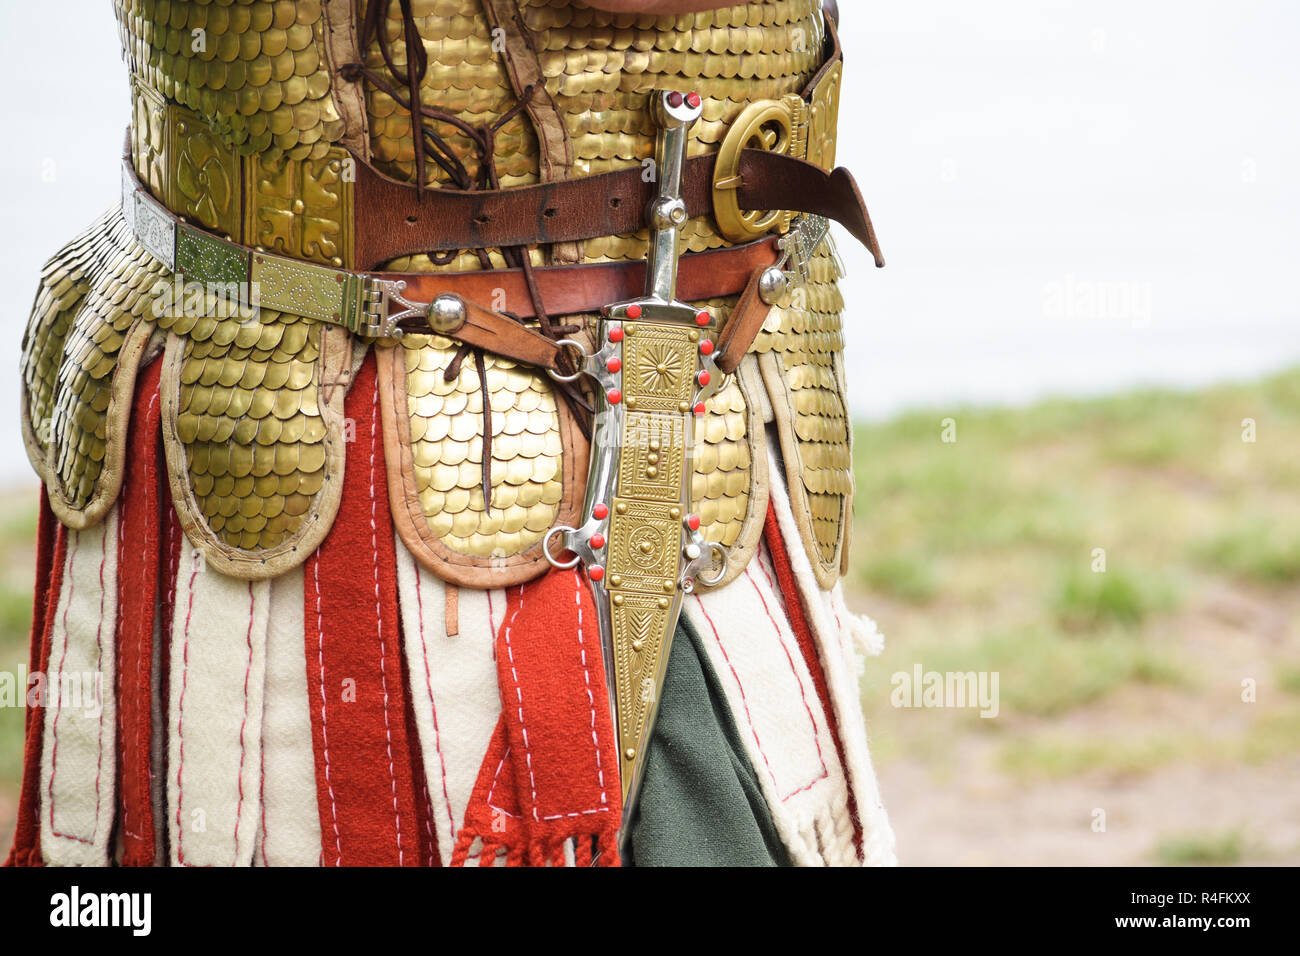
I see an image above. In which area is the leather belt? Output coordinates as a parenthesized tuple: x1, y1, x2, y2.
(351, 149, 883, 271)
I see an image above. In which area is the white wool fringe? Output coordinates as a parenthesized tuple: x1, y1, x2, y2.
(685, 539, 857, 867)
(766, 447, 898, 866)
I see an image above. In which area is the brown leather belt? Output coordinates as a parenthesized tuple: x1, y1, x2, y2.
(395, 235, 780, 324)
(353, 150, 883, 271)
(387, 238, 784, 373)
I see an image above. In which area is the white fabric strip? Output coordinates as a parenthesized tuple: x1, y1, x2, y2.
(685, 538, 858, 867)
(40, 511, 120, 866)
(253, 565, 322, 866)
(166, 537, 269, 867)
(766, 446, 898, 866)
(393, 534, 505, 865)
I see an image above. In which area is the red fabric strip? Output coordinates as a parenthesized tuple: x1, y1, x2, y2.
(304, 352, 422, 866)
(496, 569, 620, 865)
(114, 356, 164, 866)
(762, 502, 864, 858)
(453, 568, 621, 867)
(4, 491, 65, 867)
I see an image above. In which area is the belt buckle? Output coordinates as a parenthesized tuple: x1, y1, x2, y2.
(359, 279, 417, 340)
(711, 92, 808, 243)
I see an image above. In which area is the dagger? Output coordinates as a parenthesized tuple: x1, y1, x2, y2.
(545, 89, 729, 854)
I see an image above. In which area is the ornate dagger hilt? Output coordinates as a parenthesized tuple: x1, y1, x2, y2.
(545, 90, 728, 843)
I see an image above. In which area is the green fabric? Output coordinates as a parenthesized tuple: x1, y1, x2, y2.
(625, 613, 790, 867)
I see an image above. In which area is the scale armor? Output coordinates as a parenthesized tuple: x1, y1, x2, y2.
(22, 0, 851, 589)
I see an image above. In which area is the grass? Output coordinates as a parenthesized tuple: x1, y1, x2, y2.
(997, 706, 1300, 782)
(1197, 520, 1300, 585)
(1276, 663, 1300, 697)
(850, 366, 1300, 791)
(1053, 565, 1176, 632)
(858, 554, 940, 604)
(1155, 830, 1246, 865)
(866, 626, 1185, 720)
(0, 495, 36, 816)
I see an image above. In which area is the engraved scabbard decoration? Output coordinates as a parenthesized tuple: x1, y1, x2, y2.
(545, 90, 728, 833)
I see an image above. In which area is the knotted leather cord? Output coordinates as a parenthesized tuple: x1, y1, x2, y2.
(343, 0, 593, 501)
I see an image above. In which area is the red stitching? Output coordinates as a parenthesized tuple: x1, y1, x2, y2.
(693, 576, 828, 803)
(117, 473, 131, 842)
(743, 566, 829, 799)
(413, 564, 456, 840)
(230, 581, 256, 864)
(420, 782, 436, 866)
(46, 532, 87, 845)
(258, 725, 268, 865)
(370, 374, 405, 864)
(313, 553, 343, 865)
(174, 550, 200, 864)
(501, 586, 539, 819)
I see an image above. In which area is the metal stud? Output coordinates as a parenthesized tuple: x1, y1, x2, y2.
(427, 293, 468, 333)
(758, 266, 789, 305)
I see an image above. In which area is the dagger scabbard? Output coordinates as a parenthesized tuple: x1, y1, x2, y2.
(545, 90, 729, 846)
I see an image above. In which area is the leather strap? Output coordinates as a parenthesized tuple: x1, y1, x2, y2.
(353, 149, 882, 270)
(478, 0, 582, 265)
(713, 266, 777, 376)
(392, 237, 783, 371)
(391, 236, 780, 325)
(321, 0, 371, 161)
(417, 297, 564, 370)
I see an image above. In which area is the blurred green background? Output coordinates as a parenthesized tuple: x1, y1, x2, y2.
(1, 369, 1297, 864)
(848, 367, 1300, 865)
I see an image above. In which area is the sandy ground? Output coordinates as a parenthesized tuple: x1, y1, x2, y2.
(880, 746, 1300, 866)
(858, 581, 1300, 867)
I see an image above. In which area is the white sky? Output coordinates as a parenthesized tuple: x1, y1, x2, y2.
(834, 0, 1300, 416)
(0, 1, 1297, 486)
